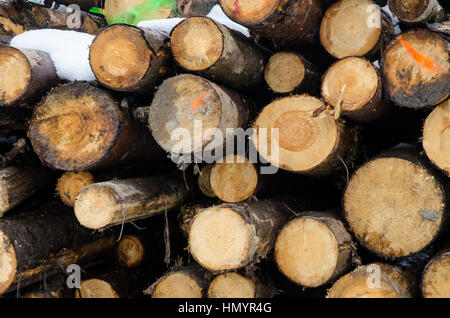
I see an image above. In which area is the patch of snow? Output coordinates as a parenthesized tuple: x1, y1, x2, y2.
(10, 29, 95, 81)
(138, 18, 185, 34)
(381, 4, 402, 35)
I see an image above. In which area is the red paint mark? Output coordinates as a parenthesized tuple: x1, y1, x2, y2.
(190, 90, 212, 111)
(397, 35, 440, 75)
(232, 0, 239, 14)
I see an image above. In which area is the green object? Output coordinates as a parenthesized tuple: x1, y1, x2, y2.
(89, 7, 104, 15)
(107, 0, 177, 26)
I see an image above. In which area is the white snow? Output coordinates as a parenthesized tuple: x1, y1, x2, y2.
(137, 4, 250, 37)
(381, 5, 402, 35)
(10, 29, 95, 81)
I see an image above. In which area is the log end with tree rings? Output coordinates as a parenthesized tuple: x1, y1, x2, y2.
(388, 0, 444, 23)
(264, 52, 306, 94)
(90, 24, 157, 92)
(423, 99, 450, 176)
(56, 171, 95, 207)
(320, 0, 382, 59)
(327, 263, 413, 298)
(189, 206, 255, 271)
(171, 17, 223, 72)
(149, 75, 221, 154)
(76, 279, 119, 298)
(321, 57, 386, 122)
(422, 250, 450, 298)
(29, 83, 124, 171)
(116, 235, 145, 268)
(207, 272, 256, 298)
(252, 95, 352, 175)
(210, 155, 259, 203)
(219, 0, 280, 25)
(0, 230, 16, 295)
(381, 29, 449, 109)
(152, 272, 204, 298)
(343, 155, 446, 258)
(275, 213, 353, 288)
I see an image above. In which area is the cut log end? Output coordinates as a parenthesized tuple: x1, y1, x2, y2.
(76, 279, 119, 298)
(252, 95, 339, 174)
(322, 57, 379, 112)
(152, 272, 203, 298)
(344, 157, 445, 258)
(388, 0, 434, 22)
(328, 264, 413, 298)
(74, 185, 117, 230)
(207, 272, 256, 298)
(0, 46, 31, 106)
(171, 17, 223, 71)
(90, 25, 153, 90)
(219, 0, 279, 25)
(264, 52, 305, 94)
(275, 217, 339, 288)
(189, 207, 254, 271)
(149, 75, 222, 154)
(210, 155, 258, 203)
(423, 100, 450, 175)
(422, 251, 450, 298)
(320, 0, 382, 58)
(0, 230, 17, 295)
(116, 235, 145, 268)
(29, 83, 122, 172)
(56, 171, 95, 207)
(382, 29, 449, 108)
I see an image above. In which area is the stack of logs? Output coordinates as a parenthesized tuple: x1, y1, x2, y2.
(0, 0, 448, 298)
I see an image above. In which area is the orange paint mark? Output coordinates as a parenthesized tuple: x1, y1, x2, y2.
(232, 0, 239, 14)
(190, 90, 212, 111)
(397, 35, 440, 75)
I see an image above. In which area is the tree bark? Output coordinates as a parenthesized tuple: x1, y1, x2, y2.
(177, 0, 217, 17)
(171, 17, 265, 90)
(327, 263, 414, 298)
(0, 166, 52, 218)
(0, 0, 106, 36)
(381, 29, 449, 109)
(343, 148, 448, 258)
(275, 211, 355, 288)
(0, 46, 58, 107)
(74, 172, 189, 230)
(321, 56, 390, 122)
(90, 24, 170, 94)
(0, 200, 117, 295)
(188, 199, 291, 272)
(264, 51, 320, 96)
(251, 94, 359, 176)
(388, 0, 445, 24)
(219, 0, 323, 45)
(28, 82, 165, 172)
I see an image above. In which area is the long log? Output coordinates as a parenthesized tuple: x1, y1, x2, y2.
(219, 0, 322, 44)
(146, 265, 211, 298)
(0, 46, 58, 107)
(0, 200, 117, 295)
(89, 24, 170, 94)
(251, 95, 359, 176)
(343, 148, 447, 258)
(264, 52, 320, 96)
(388, 0, 445, 24)
(381, 29, 449, 109)
(171, 17, 265, 90)
(28, 82, 164, 172)
(188, 200, 291, 272)
(74, 172, 188, 230)
(0, 0, 106, 36)
(275, 212, 354, 288)
(421, 249, 450, 298)
(422, 99, 449, 176)
(0, 166, 52, 218)
(321, 56, 390, 122)
(320, 0, 395, 59)
(148, 74, 253, 160)
(327, 263, 414, 298)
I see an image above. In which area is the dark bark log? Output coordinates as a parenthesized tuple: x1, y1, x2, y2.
(177, 0, 217, 17)
(171, 17, 265, 89)
(28, 82, 165, 172)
